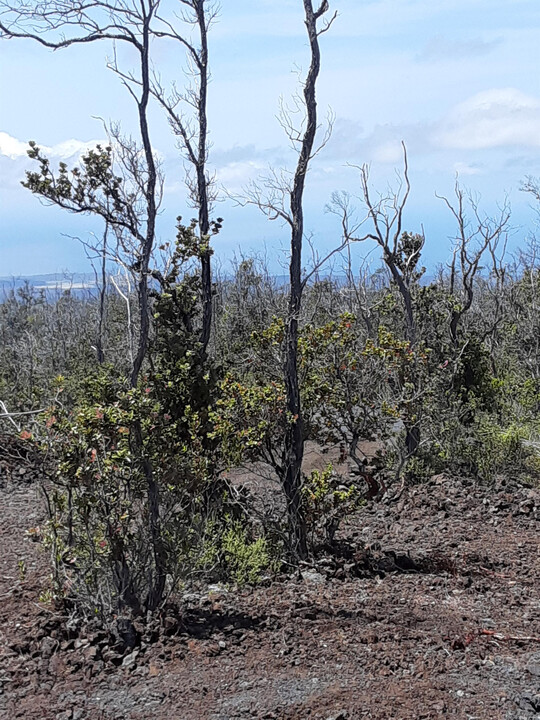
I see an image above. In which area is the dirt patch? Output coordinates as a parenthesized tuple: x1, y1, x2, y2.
(0, 455, 539, 719)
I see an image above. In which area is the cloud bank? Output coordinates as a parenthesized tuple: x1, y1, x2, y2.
(325, 88, 540, 171)
(0, 132, 103, 161)
(434, 89, 540, 150)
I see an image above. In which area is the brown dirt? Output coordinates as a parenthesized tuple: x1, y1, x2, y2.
(1, 441, 539, 720)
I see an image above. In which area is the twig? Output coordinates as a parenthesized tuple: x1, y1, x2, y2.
(479, 629, 540, 643)
(478, 567, 510, 579)
(0, 409, 45, 417)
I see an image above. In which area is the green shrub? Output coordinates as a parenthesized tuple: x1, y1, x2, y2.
(467, 418, 538, 482)
(221, 520, 275, 585)
(303, 464, 363, 545)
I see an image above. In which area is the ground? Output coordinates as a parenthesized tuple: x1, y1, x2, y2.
(0, 439, 539, 720)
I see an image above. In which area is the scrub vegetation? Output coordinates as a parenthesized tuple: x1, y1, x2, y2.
(0, 8, 539, 711)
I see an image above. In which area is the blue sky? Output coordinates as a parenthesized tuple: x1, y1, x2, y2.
(1, 0, 540, 276)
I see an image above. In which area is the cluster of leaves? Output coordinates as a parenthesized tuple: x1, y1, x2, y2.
(303, 464, 363, 545)
(200, 518, 278, 586)
(210, 376, 287, 468)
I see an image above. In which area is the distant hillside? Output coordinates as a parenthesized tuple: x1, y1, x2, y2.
(0, 270, 439, 297)
(0, 273, 98, 296)
(0, 271, 335, 296)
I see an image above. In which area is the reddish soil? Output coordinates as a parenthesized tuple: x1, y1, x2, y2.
(1, 439, 539, 720)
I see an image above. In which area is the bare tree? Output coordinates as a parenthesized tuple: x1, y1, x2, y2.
(439, 183, 511, 348)
(151, 0, 219, 355)
(0, 1, 165, 390)
(330, 148, 426, 455)
(233, 0, 336, 558)
(337, 145, 422, 345)
(1, 0, 219, 364)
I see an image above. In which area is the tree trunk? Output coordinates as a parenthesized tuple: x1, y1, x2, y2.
(130, 9, 166, 612)
(196, 1, 212, 356)
(281, 0, 330, 559)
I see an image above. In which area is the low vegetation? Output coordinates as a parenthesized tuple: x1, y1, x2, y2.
(3, 221, 540, 622)
(0, 0, 539, 637)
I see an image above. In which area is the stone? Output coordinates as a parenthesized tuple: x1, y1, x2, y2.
(302, 570, 325, 584)
(40, 637, 57, 659)
(526, 652, 540, 677)
(122, 650, 139, 668)
(83, 646, 99, 661)
(116, 617, 138, 649)
(102, 649, 124, 666)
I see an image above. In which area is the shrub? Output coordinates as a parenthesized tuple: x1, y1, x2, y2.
(221, 520, 276, 585)
(302, 464, 363, 545)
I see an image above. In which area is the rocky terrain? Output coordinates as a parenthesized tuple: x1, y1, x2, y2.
(1, 436, 539, 720)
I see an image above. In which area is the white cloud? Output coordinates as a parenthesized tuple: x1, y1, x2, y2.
(372, 140, 405, 164)
(0, 131, 103, 160)
(49, 139, 104, 158)
(216, 160, 267, 191)
(0, 132, 107, 196)
(326, 118, 431, 164)
(434, 88, 540, 150)
(322, 88, 540, 171)
(0, 132, 120, 194)
(0, 132, 30, 159)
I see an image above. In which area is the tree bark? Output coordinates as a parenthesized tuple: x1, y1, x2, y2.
(282, 0, 330, 559)
(129, 5, 166, 612)
(196, 0, 213, 356)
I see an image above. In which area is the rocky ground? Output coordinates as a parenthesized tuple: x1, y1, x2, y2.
(1, 435, 539, 720)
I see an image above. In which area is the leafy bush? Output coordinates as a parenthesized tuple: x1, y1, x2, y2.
(302, 464, 363, 545)
(464, 418, 539, 482)
(221, 520, 276, 585)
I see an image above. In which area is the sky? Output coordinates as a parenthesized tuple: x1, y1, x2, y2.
(1, 0, 540, 276)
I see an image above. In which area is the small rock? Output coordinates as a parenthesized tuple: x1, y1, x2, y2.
(182, 592, 202, 604)
(302, 570, 325, 585)
(83, 646, 99, 661)
(519, 692, 540, 712)
(41, 637, 57, 658)
(162, 616, 177, 633)
(122, 650, 139, 668)
(116, 617, 138, 649)
(102, 649, 123, 666)
(48, 655, 64, 675)
(519, 499, 534, 514)
(526, 652, 540, 677)
(87, 631, 106, 646)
